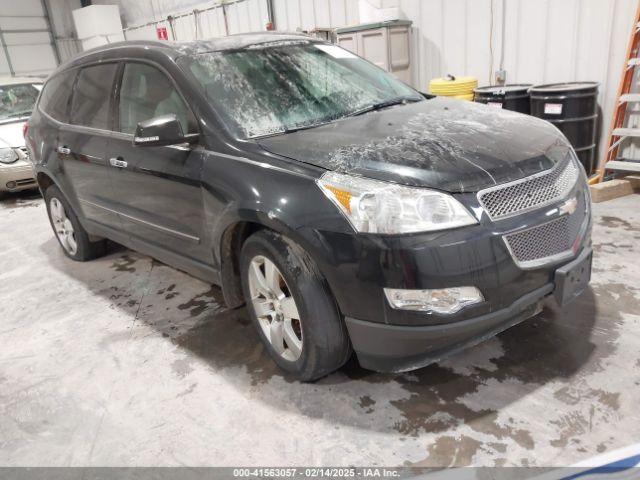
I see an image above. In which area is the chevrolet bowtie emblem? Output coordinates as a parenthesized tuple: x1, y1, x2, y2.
(559, 197, 578, 216)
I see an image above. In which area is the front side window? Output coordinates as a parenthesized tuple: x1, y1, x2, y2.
(180, 41, 420, 138)
(118, 62, 197, 135)
(0, 83, 40, 122)
(38, 71, 76, 123)
(70, 64, 118, 130)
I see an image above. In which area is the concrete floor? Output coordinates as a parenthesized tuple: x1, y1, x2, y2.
(1, 191, 639, 467)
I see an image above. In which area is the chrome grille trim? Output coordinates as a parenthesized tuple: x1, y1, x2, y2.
(478, 159, 580, 220)
(503, 192, 588, 269)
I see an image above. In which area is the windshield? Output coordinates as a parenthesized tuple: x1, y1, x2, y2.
(180, 41, 421, 138)
(0, 83, 40, 122)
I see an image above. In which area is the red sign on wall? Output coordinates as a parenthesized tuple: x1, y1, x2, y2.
(157, 27, 169, 40)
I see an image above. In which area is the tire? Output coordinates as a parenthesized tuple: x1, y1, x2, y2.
(240, 230, 352, 381)
(44, 184, 106, 261)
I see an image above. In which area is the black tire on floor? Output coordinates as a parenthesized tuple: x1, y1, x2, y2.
(44, 184, 106, 261)
(240, 229, 352, 382)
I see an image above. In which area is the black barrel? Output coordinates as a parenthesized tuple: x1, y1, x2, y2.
(529, 82, 599, 174)
(473, 84, 532, 114)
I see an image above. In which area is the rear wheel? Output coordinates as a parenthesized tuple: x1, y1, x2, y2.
(240, 230, 351, 381)
(44, 185, 106, 261)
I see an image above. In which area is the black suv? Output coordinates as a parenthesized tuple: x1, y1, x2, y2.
(26, 34, 592, 381)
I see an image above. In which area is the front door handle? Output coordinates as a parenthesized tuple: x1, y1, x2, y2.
(57, 146, 71, 155)
(109, 157, 128, 169)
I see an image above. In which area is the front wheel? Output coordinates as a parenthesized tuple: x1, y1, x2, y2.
(240, 230, 351, 381)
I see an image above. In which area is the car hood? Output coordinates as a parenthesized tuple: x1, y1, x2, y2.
(0, 120, 26, 148)
(258, 97, 569, 193)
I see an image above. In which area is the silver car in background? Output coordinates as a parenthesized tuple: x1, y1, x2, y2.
(0, 77, 42, 195)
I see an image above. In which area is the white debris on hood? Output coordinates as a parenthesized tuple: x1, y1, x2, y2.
(323, 99, 567, 191)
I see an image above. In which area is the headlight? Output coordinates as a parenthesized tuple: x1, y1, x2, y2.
(317, 172, 477, 234)
(0, 147, 18, 164)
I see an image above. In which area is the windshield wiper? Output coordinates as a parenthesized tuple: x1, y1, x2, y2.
(250, 120, 333, 139)
(250, 96, 422, 139)
(282, 121, 333, 134)
(345, 96, 423, 118)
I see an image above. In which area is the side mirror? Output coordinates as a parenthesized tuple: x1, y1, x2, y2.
(133, 114, 197, 147)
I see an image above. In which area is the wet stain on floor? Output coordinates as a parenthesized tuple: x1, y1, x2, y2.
(419, 435, 483, 467)
(110, 255, 138, 273)
(0, 191, 42, 209)
(599, 216, 636, 230)
(177, 286, 225, 317)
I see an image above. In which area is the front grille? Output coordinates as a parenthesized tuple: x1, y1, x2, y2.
(478, 159, 580, 220)
(503, 193, 586, 268)
(18, 146, 29, 158)
(15, 178, 36, 186)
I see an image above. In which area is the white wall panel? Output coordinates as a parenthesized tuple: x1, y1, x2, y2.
(329, 0, 348, 27)
(314, 0, 332, 27)
(274, 0, 359, 32)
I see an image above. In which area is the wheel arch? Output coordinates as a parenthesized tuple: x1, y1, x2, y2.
(36, 171, 56, 193)
(218, 220, 265, 308)
(217, 212, 334, 310)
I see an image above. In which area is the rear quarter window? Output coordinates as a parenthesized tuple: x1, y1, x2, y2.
(39, 70, 77, 123)
(70, 63, 119, 130)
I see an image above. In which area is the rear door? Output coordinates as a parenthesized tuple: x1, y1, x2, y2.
(106, 61, 207, 263)
(57, 63, 121, 231)
(31, 70, 76, 190)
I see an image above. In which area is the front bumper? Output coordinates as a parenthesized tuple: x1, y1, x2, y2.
(346, 246, 592, 372)
(346, 283, 552, 372)
(0, 160, 36, 192)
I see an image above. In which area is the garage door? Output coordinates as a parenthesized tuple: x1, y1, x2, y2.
(0, 0, 59, 76)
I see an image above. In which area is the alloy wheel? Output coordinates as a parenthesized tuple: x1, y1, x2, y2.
(50, 197, 78, 256)
(248, 255, 303, 361)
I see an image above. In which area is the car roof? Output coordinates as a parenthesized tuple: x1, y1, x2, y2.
(0, 76, 44, 86)
(67, 32, 316, 65)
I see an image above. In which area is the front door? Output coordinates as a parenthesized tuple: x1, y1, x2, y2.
(58, 63, 121, 231)
(106, 61, 207, 263)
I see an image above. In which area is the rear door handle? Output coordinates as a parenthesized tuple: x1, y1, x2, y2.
(57, 146, 71, 155)
(109, 158, 128, 168)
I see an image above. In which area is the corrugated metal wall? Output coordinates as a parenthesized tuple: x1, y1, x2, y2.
(51, 0, 83, 63)
(123, 0, 270, 41)
(1, 0, 60, 76)
(0, 0, 80, 77)
(272, 0, 360, 30)
(271, 0, 638, 166)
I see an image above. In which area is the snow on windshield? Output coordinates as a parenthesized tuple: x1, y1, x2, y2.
(182, 42, 417, 138)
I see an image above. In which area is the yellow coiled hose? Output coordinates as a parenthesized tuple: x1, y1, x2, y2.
(430, 75, 478, 101)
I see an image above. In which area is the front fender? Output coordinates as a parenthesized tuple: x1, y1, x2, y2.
(199, 149, 353, 308)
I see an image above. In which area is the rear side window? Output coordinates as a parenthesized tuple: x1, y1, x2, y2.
(70, 64, 118, 130)
(39, 71, 76, 122)
(118, 62, 197, 135)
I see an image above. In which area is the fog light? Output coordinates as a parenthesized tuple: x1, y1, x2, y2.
(384, 287, 484, 314)
(6, 181, 16, 190)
